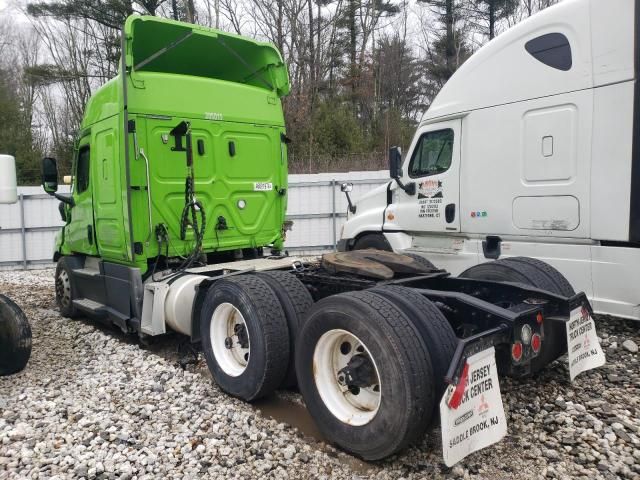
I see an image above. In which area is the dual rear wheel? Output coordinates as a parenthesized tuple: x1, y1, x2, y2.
(199, 272, 313, 401)
(198, 256, 574, 461)
(198, 270, 456, 460)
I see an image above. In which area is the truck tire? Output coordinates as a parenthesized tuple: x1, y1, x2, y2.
(0, 294, 32, 376)
(295, 290, 434, 460)
(55, 257, 79, 318)
(403, 253, 437, 270)
(352, 233, 392, 251)
(459, 257, 574, 373)
(371, 285, 456, 419)
(255, 270, 314, 387)
(502, 257, 575, 297)
(199, 275, 290, 401)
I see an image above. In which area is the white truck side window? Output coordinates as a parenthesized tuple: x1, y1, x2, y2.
(408, 129, 454, 178)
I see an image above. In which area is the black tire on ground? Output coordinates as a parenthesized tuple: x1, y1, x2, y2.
(55, 257, 79, 318)
(352, 233, 392, 251)
(199, 275, 290, 401)
(0, 294, 32, 376)
(459, 257, 575, 373)
(295, 290, 435, 460)
(370, 285, 456, 419)
(255, 270, 314, 387)
(402, 252, 437, 271)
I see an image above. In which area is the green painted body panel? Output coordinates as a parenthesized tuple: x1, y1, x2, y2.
(59, 16, 290, 274)
(64, 135, 99, 257)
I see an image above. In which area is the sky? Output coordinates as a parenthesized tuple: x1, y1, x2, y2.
(0, 0, 29, 23)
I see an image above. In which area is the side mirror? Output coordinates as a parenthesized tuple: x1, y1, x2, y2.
(388, 146, 416, 196)
(341, 182, 353, 193)
(340, 182, 356, 214)
(389, 146, 402, 179)
(41, 157, 59, 194)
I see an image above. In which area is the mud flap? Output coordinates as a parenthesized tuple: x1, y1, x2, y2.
(566, 306, 606, 381)
(440, 347, 507, 467)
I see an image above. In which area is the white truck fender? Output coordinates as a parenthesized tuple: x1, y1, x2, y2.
(382, 232, 413, 251)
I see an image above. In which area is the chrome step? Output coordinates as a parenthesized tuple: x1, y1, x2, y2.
(74, 268, 101, 278)
(73, 298, 107, 316)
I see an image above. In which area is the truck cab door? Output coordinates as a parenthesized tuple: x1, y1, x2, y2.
(65, 141, 98, 256)
(387, 119, 461, 234)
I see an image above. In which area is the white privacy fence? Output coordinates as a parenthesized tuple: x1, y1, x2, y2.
(0, 171, 389, 270)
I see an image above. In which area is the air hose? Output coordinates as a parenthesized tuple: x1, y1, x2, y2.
(180, 175, 206, 252)
(169, 121, 207, 271)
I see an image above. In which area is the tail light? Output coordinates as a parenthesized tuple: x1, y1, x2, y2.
(511, 342, 523, 362)
(531, 333, 542, 353)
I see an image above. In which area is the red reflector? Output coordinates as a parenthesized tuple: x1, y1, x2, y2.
(511, 342, 523, 362)
(536, 312, 544, 325)
(532, 333, 541, 353)
(448, 362, 470, 410)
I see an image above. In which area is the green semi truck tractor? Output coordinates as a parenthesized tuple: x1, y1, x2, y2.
(43, 15, 603, 463)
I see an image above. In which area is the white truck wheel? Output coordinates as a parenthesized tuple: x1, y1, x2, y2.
(55, 257, 79, 318)
(199, 275, 290, 401)
(313, 329, 381, 426)
(210, 302, 251, 377)
(295, 290, 435, 460)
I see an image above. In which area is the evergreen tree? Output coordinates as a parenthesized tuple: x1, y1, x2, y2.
(474, 0, 519, 39)
(418, 0, 470, 81)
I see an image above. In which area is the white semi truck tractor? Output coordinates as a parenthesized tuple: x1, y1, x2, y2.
(0, 154, 32, 375)
(339, 0, 640, 321)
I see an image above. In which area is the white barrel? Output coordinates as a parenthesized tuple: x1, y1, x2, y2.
(0, 155, 17, 204)
(164, 274, 208, 335)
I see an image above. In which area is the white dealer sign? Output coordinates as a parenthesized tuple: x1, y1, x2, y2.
(566, 307, 606, 381)
(440, 347, 507, 467)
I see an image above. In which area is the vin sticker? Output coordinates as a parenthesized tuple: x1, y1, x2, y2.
(253, 182, 273, 191)
(440, 347, 507, 467)
(566, 306, 606, 381)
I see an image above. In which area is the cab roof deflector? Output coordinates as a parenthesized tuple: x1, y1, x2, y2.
(124, 15, 289, 97)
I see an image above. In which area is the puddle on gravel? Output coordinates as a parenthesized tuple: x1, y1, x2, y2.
(253, 394, 325, 442)
(253, 394, 375, 475)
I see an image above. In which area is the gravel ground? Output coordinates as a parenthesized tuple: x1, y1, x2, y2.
(0, 269, 639, 480)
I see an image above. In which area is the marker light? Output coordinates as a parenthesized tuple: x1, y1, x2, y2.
(531, 333, 542, 353)
(511, 342, 523, 362)
(536, 312, 544, 325)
